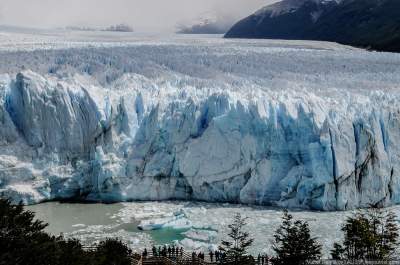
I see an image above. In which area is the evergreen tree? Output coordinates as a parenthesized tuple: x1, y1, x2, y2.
(93, 238, 133, 265)
(381, 211, 399, 258)
(331, 206, 399, 261)
(0, 198, 57, 265)
(219, 213, 254, 264)
(56, 238, 91, 265)
(331, 211, 370, 260)
(331, 243, 346, 260)
(272, 210, 322, 265)
(0, 198, 128, 265)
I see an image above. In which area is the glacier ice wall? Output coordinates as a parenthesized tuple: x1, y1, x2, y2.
(1, 39, 400, 210)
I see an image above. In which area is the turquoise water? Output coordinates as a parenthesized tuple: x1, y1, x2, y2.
(148, 228, 188, 245)
(26, 202, 185, 246)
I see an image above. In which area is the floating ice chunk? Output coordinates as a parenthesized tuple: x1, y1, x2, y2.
(177, 238, 218, 252)
(138, 214, 192, 231)
(183, 228, 218, 242)
(72, 224, 86, 228)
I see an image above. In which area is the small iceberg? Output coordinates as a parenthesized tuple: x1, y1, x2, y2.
(183, 228, 217, 242)
(138, 210, 192, 231)
(178, 238, 219, 252)
(72, 223, 86, 228)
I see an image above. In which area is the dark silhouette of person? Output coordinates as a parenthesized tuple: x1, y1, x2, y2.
(168, 246, 171, 257)
(180, 247, 184, 256)
(152, 245, 157, 257)
(142, 248, 148, 259)
(209, 251, 214, 262)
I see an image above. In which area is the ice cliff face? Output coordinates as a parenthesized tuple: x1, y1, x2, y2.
(1, 36, 400, 210)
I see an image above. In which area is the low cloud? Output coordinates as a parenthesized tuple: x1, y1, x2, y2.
(0, 0, 276, 32)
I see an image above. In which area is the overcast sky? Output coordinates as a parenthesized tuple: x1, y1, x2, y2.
(0, 0, 276, 32)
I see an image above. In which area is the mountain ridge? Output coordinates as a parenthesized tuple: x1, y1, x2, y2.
(225, 0, 400, 52)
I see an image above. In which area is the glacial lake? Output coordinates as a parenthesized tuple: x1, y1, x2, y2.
(26, 201, 400, 257)
(27, 202, 187, 251)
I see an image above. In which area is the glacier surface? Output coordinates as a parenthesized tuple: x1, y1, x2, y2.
(1, 31, 400, 210)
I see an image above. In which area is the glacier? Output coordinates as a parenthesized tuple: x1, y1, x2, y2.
(1, 31, 400, 210)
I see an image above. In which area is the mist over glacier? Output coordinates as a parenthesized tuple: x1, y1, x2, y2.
(1, 32, 400, 210)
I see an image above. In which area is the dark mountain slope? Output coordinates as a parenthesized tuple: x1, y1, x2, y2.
(225, 0, 400, 52)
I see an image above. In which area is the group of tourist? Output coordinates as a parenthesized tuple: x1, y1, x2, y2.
(257, 254, 270, 265)
(142, 245, 184, 258)
(207, 250, 226, 262)
(142, 245, 270, 264)
(192, 251, 206, 261)
(190, 250, 229, 262)
(143, 245, 228, 262)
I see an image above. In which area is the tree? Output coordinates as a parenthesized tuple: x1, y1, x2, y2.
(272, 210, 322, 265)
(381, 211, 399, 257)
(331, 206, 399, 261)
(0, 198, 122, 265)
(56, 238, 91, 265)
(331, 243, 346, 260)
(219, 213, 254, 264)
(331, 212, 369, 260)
(93, 238, 133, 265)
(0, 198, 57, 265)
(0, 198, 92, 265)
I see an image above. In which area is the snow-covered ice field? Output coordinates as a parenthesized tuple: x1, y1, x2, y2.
(0, 26, 355, 52)
(2, 27, 400, 213)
